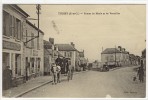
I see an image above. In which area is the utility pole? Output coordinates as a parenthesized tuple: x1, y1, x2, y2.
(24, 4, 41, 44)
(37, 4, 41, 38)
(115, 45, 116, 66)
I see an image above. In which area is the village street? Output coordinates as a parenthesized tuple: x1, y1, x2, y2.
(21, 66, 146, 98)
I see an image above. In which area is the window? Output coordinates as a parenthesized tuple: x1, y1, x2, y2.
(65, 52, 67, 57)
(37, 37, 39, 49)
(3, 11, 10, 36)
(70, 52, 72, 57)
(15, 54, 21, 75)
(11, 16, 15, 38)
(31, 33, 34, 48)
(31, 58, 34, 73)
(3, 10, 22, 40)
(9, 15, 13, 36)
(26, 30, 28, 42)
(16, 18, 21, 40)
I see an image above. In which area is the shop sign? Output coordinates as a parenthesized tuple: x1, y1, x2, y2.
(3, 40, 21, 51)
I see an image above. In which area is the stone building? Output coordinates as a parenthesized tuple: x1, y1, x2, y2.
(43, 39, 54, 75)
(101, 46, 130, 67)
(2, 4, 29, 87)
(2, 5, 44, 89)
(24, 20, 44, 80)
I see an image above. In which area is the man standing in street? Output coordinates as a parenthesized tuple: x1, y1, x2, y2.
(137, 67, 144, 83)
(51, 63, 58, 85)
(3, 66, 12, 90)
(56, 63, 61, 83)
(67, 60, 74, 81)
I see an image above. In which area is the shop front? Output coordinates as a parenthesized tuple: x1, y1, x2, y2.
(2, 40, 24, 90)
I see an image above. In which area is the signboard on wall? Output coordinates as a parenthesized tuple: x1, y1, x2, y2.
(3, 40, 21, 51)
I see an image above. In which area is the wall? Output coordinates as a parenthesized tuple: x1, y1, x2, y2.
(24, 22, 44, 78)
(3, 5, 26, 78)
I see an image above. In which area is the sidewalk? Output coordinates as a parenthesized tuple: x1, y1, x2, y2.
(3, 76, 52, 98)
(2, 71, 86, 98)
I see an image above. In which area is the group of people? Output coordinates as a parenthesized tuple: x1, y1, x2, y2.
(51, 58, 74, 85)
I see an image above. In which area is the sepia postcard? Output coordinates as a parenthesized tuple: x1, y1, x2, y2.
(1, 1, 147, 99)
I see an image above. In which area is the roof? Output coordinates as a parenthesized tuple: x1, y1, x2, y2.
(55, 44, 77, 51)
(26, 20, 44, 35)
(44, 40, 52, 49)
(101, 48, 121, 54)
(129, 54, 136, 59)
(10, 4, 30, 18)
(122, 51, 129, 54)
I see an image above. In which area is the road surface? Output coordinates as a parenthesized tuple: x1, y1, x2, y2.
(21, 66, 146, 98)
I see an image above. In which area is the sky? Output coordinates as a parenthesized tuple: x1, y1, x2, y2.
(19, 4, 146, 62)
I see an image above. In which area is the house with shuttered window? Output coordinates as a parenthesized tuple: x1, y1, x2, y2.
(2, 4, 29, 88)
(2, 5, 44, 89)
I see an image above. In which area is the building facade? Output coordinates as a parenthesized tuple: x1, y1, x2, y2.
(101, 46, 130, 67)
(24, 20, 44, 80)
(44, 40, 54, 75)
(2, 5, 44, 89)
(2, 4, 29, 87)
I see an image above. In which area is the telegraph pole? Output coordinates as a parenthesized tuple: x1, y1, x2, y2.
(36, 4, 41, 38)
(115, 45, 116, 66)
(24, 4, 41, 44)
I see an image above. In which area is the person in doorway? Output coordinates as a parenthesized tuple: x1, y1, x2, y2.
(26, 63, 30, 81)
(56, 63, 61, 83)
(137, 67, 144, 83)
(51, 63, 58, 85)
(3, 66, 12, 90)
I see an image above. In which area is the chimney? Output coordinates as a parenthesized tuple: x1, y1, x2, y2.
(118, 46, 122, 51)
(49, 38, 54, 44)
(71, 42, 75, 48)
(83, 50, 84, 53)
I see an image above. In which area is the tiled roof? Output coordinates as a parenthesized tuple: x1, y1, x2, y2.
(101, 48, 121, 54)
(55, 44, 77, 51)
(44, 40, 52, 49)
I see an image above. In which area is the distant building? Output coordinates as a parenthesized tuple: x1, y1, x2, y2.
(55, 42, 77, 69)
(129, 54, 140, 66)
(101, 46, 130, 67)
(75, 50, 81, 71)
(101, 48, 121, 66)
(43, 40, 53, 75)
